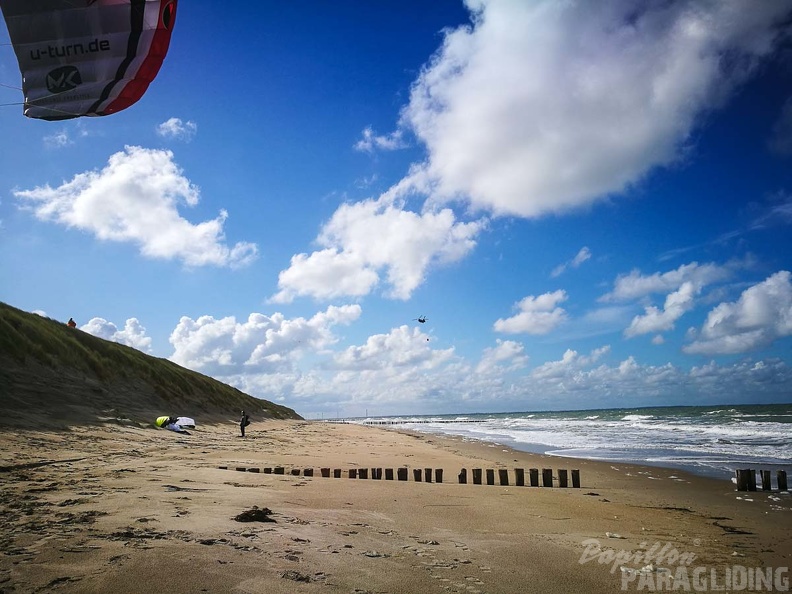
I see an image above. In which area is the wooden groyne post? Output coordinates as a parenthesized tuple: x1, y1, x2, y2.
(218, 465, 581, 488)
(735, 469, 790, 492)
(472, 468, 482, 485)
(735, 469, 756, 492)
(761, 470, 772, 491)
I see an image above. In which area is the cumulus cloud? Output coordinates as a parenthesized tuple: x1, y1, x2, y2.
(275, 2, 790, 304)
(354, 126, 407, 152)
(531, 345, 611, 380)
(81, 317, 153, 353)
(476, 339, 529, 374)
(163, 307, 791, 415)
(169, 305, 362, 376)
(14, 146, 257, 268)
(271, 196, 484, 302)
(333, 325, 454, 371)
(684, 271, 792, 355)
(624, 281, 700, 338)
(601, 261, 735, 302)
(551, 246, 591, 278)
(494, 289, 568, 335)
(156, 117, 198, 141)
(391, 0, 791, 217)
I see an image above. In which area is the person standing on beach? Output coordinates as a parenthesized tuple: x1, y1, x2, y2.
(239, 410, 250, 437)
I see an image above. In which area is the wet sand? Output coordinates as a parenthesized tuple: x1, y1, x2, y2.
(0, 420, 789, 593)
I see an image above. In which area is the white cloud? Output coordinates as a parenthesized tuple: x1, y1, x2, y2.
(769, 98, 792, 155)
(601, 261, 734, 302)
(531, 346, 610, 380)
(748, 191, 792, 231)
(272, 249, 379, 302)
(81, 317, 153, 353)
(14, 146, 257, 268)
(271, 196, 484, 302)
(551, 246, 591, 277)
(156, 117, 198, 141)
(392, 0, 791, 218)
(354, 126, 406, 152)
(169, 305, 362, 376)
(684, 271, 792, 355)
(163, 308, 791, 415)
(624, 281, 699, 338)
(44, 130, 73, 149)
(333, 325, 454, 371)
(494, 289, 568, 335)
(475, 339, 529, 374)
(275, 1, 790, 305)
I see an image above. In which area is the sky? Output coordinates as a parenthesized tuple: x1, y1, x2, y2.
(1, 0, 792, 419)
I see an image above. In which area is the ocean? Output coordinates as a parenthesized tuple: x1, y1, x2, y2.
(350, 403, 792, 481)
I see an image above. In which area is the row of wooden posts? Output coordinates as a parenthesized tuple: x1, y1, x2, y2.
(735, 469, 788, 492)
(219, 465, 581, 488)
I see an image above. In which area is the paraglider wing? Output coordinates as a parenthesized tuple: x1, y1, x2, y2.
(0, 0, 177, 120)
(176, 416, 195, 428)
(155, 416, 190, 434)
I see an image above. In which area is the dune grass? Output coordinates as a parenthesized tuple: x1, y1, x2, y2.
(0, 302, 300, 420)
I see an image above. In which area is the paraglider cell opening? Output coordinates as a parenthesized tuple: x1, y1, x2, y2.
(162, 2, 175, 30)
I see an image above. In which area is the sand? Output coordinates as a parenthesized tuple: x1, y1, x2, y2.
(0, 419, 789, 593)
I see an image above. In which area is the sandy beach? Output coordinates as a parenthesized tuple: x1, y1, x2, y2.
(1, 419, 789, 593)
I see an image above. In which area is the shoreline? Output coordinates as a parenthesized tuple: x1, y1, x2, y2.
(338, 413, 792, 483)
(1, 419, 790, 593)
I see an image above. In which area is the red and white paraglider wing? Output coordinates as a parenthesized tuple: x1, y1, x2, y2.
(0, 0, 177, 120)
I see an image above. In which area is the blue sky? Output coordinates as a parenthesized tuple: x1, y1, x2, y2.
(2, 1, 791, 418)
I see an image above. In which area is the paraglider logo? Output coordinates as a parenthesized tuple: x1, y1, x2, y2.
(46, 66, 82, 94)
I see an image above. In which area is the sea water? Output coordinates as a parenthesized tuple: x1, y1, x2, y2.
(351, 404, 792, 481)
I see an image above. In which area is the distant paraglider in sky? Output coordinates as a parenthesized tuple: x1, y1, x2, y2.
(414, 315, 427, 324)
(0, 0, 177, 120)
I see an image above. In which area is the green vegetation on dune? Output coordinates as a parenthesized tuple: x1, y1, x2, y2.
(0, 302, 301, 424)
